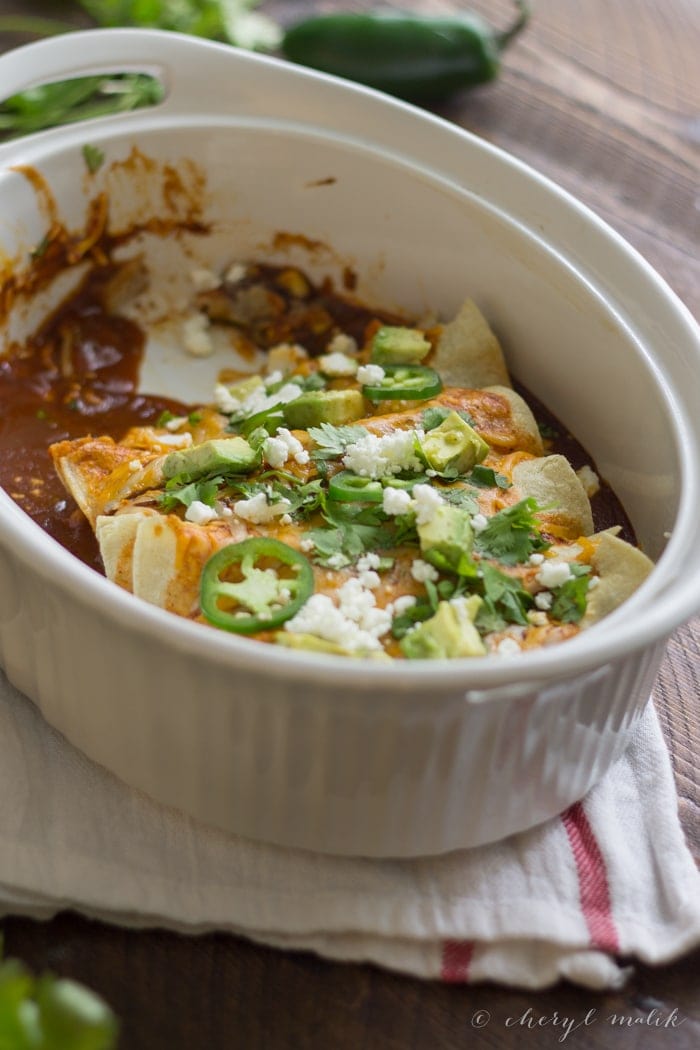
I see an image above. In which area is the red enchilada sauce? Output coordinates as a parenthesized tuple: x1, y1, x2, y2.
(0, 262, 636, 573)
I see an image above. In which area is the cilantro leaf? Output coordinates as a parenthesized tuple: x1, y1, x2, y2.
(159, 475, 222, 512)
(308, 422, 368, 458)
(468, 465, 511, 489)
(439, 486, 479, 515)
(391, 599, 433, 639)
(82, 143, 104, 173)
(549, 563, 591, 623)
(475, 564, 533, 631)
(474, 497, 549, 565)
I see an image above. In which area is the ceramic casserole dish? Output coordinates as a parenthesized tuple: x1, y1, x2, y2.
(0, 29, 699, 857)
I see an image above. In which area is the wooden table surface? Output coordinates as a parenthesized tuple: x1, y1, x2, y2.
(1, 1, 699, 1047)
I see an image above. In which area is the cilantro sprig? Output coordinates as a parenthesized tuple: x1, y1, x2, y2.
(474, 497, 549, 565)
(549, 563, 592, 623)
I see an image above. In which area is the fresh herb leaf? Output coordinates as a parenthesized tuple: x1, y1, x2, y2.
(82, 143, 104, 173)
(439, 486, 479, 515)
(391, 600, 433, 639)
(157, 410, 176, 427)
(468, 465, 511, 489)
(297, 371, 327, 392)
(474, 497, 549, 566)
(475, 564, 533, 631)
(188, 411, 202, 425)
(159, 475, 222, 511)
(308, 422, 368, 458)
(538, 421, 559, 440)
(549, 563, 591, 623)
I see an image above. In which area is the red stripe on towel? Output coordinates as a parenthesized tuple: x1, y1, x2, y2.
(562, 800, 619, 953)
(441, 939, 474, 982)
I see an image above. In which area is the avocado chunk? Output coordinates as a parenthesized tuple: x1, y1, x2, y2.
(417, 504, 476, 575)
(400, 598, 486, 659)
(421, 411, 489, 475)
(275, 632, 392, 661)
(371, 325, 431, 365)
(283, 389, 366, 428)
(162, 436, 259, 481)
(224, 375, 264, 403)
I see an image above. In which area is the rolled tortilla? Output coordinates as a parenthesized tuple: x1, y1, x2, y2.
(512, 454, 594, 538)
(482, 385, 544, 456)
(431, 299, 511, 390)
(582, 531, 654, 626)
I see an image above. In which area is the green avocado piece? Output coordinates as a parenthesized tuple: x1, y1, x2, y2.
(226, 375, 264, 402)
(421, 411, 489, 475)
(400, 598, 486, 659)
(371, 325, 431, 365)
(417, 504, 476, 575)
(162, 436, 259, 481)
(274, 632, 392, 660)
(283, 388, 366, 428)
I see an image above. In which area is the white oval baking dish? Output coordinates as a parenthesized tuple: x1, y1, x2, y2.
(0, 29, 699, 857)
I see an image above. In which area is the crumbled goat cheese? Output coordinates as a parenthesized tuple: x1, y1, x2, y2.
(280, 513, 293, 526)
(190, 267, 221, 292)
(128, 459, 142, 471)
(265, 343, 308, 375)
(300, 538, 315, 552)
(327, 332, 358, 355)
(164, 415, 188, 432)
(318, 351, 358, 376)
(263, 436, 290, 469)
(382, 486, 413, 516)
(411, 558, 439, 583)
(529, 552, 545, 566)
(534, 591, 553, 610)
(358, 569, 381, 590)
(182, 313, 213, 357)
(357, 553, 380, 572)
(216, 380, 304, 421)
(326, 553, 347, 570)
(214, 501, 233, 518)
(576, 464, 600, 497)
(343, 429, 423, 479)
(471, 512, 489, 533)
(411, 483, 444, 525)
(392, 595, 417, 616)
(356, 363, 385, 386)
(156, 432, 193, 448)
(527, 610, 549, 627)
(185, 500, 218, 524)
(233, 492, 292, 524)
(496, 637, 522, 657)
(536, 560, 573, 589)
(224, 262, 247, 284)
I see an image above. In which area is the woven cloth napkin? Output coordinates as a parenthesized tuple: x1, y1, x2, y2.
(0, 667, 699, 991)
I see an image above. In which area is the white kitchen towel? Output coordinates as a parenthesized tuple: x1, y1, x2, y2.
(0, 667, 698, 991)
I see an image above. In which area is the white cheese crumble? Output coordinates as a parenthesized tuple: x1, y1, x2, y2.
(343, 428, 424, 479)
(164, 415, 188, 432)
(534, 591, 553, 610)
(156, 432, 193, 448)
(356, 363, 386, 386)
(318, 351, 358, 377)
(411, 558, 439, 583)
(215, 380, 304, 421)
(536, 560, 573, 589)
(265, 343, 308, 375)
(382, 486, 413, 516)
(357, 553, 380, 571)
(577, 464, 600, 497)
(263, 427, 309, 468)
(471, 512, 489, 534)
(527, 610, 549, 627)
(127, 459, 142, 471)
(411, 483, 444, 525)
(190, 267, 221, 292)
(327, 332, 358, 355)
(529, 552, 545, 566)
(182, 313, 214, 357)
(233, 492, 292, 524)
(495, 637, 522, 657)
(224, 262, 247, 285)
(185, 500, 217, 524)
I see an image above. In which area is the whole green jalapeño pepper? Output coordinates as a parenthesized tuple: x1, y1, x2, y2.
(281, 2, 530, 103)
(200, 538, 314, 634)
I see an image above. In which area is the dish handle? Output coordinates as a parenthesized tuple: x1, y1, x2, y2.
(0, 27, 266, 162)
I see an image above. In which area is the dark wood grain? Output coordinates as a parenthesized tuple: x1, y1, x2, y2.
(0, 1, 699, 1047)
